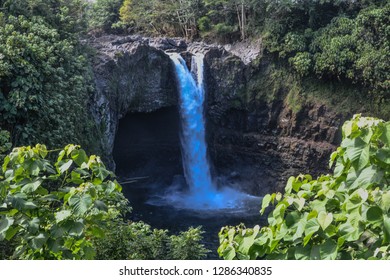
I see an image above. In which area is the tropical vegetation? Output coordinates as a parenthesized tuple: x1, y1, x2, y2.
(0, 0, 389, 260)
(0, 144, 208, 259)
(218, 115, 390, 260)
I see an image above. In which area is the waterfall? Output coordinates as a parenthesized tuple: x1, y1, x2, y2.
(161, 52, 251, 210)
(169, 54, 213, 190)
(169, 53, 218, 206)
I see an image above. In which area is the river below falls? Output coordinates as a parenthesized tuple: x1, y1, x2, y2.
(121, 181, 266, 259)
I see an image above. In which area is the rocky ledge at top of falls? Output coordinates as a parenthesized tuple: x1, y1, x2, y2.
(89, 34, 343, 195)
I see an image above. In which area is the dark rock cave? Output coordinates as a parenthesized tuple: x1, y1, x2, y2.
(113, 106, 183, 186)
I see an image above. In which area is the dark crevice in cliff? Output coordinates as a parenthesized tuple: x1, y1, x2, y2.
(113, 106, 183, 185)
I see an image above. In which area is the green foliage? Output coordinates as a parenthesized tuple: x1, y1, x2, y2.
(0, 144, 130, 259)
(118, 0, 202, 39)
(169, 226, 209, 260)
(87, 0, 123, 33)
(264, 1, 389, 95)
(94, 220, 209, 260)
(0, 130, 11, 163)
(288, 52, 312, 77)
(0, 1, 100, 154)
(0, 0, 88, 38)
(119, 0, 174, 36)
(219, 115, 390, 260)
(311, 5, 389, 93)
(116, 0, 259, 41)
(198, 16, 212, 32)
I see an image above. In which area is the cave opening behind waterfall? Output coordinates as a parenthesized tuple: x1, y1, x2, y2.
(113, 106, 183, 185)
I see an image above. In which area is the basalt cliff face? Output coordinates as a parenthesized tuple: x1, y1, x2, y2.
(90, 35, 344, 195)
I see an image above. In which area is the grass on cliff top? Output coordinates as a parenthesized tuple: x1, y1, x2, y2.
(246, 61, 389, 120)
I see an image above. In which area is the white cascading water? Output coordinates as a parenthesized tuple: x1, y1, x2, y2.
(166, 53, 248, 210)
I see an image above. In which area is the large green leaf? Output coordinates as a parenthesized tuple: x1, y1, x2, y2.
(380, 123, 390, 145)
(238, 235, 256, 255)
(92, 165, 111, 181)
(29, 162, 41, 176)
(381, 191, 390, 213)
(351, 166, 384, 189)
(223, 245, 236, 260)
(285, 177, 294, 194)
(272, 203, 286, 225)
(69, 194, 92, 216)
(261, 194, 272, 214)
(69, 221, 84, 237)
(30, 233, 48, 250)
(28, 217, 40, 234)
(227, 228, 235, 242)
(47, 238, 61, 253)
(10, 193, 27, 210)
(69, 171, 84, 185)
(71, 149, 88, 167)
(21, 179, 43, 194)
(318, 212, 333, 231)
(285, 211, 300, 227)
(344, 137, 369, 170)
(5, 226, 19, 241)
(305, 218, 320, 236)
(93, 200, 108, 212)
(294, 246, 310, 260)
(366, 206, 383, 222)
(339, 222, 363, 242)
(293, 218, 306, 241)
(58, 160, 73, 174)
(0, 217, 14, 236)
(55, 210, 72, 223)
(50, 224, 67, 238)
(320, 239, 338, 260)
(275, 223, 288, 240)
(310, 245, 321, 260)
(342, 120, 359, 138)
(376, 148, 390, 165)
(293, 197, 305, 211)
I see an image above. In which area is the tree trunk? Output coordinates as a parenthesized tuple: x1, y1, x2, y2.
(236, 4, 242, 37)
(241, 2, 246, 40)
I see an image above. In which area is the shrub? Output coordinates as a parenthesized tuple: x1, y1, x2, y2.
(87, 0, 123, 33)
(288, 52, 313, 77)
(198, 16, 212, 32)
(219, 115, 390, 260)
(0, 144, 129, 259)
(94, 221, 209, 260)
(0, 143, 209, 260)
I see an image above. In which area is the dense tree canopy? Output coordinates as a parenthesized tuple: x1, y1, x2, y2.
(267, 1, 389, 94)
(88, 0, 123, 33)
(87, 0, 388, 95)
(0, 0, 99, 152)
